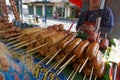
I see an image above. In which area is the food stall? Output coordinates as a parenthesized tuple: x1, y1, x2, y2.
(0, 0, 120, 80)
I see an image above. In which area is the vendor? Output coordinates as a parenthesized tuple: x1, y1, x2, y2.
(76, 0, 114, 36)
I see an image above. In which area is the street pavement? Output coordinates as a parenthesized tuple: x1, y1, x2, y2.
(8, 14, 77, 32)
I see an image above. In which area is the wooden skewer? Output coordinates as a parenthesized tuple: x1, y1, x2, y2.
(33, 54, 40, 59)
(46, 49, 61, 65)
(0, 30, 10, 33)
(70, 63, 81, 80)
(89, 67, 94, 80)
(11, 51, 19, 56)
(94, 76, 97, 80)
(57, 55, 76, 75)
(54, 54, 68, 69)
(13, 40, 38, 50)
(7, 39, 19, 45)
(26, 43, 47, 53)
(12, 40, 30, 47)
(24, 51, 37, 58)
(45, 61, 59, 75)
(35, 52, 53, 66)
(56, 61, 69, 75)
(83, 74, 87, 80)
(79, 57, 89, 73)
(60, 55, 75, 70)
(23, 47, 41, 57)
(5, 33, 21, 38)
(7, 34, 23, 41)
(67, 68, 76, 80)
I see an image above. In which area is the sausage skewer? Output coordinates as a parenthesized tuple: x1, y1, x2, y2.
(57, 40, 89, 75)
(45, 33, 75, 65)
(54, 38, 82, 75)
(79, 42, 99, 73)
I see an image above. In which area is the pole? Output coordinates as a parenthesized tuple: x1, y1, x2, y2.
(62, 0, 65, 18)
(19, 0, 23, 23)
(44, 0, 47, 24)
(95, 0, 105, 32)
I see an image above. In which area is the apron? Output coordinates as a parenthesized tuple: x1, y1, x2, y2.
(82, 21, 96, 34)
(81, 10, 97, 34)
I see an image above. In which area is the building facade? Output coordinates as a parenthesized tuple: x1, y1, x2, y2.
(24, 0, 81, 18)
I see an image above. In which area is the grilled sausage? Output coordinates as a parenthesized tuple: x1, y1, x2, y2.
(64, 38, 82, 54)
(87, 32, 98, 42)
(74, 40, 90, 59)
(45, 31, 67, 45)
(85, 42, 99, 60)
(89, 51, 103, 70)
(94, 62, 106, 78)
(100, 38, 109, 50)
(59, 33, 75, 50)
(83, 65, 92, 76)
(38, 29, 57, 43)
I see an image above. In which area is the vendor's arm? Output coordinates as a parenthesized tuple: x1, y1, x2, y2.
(99, 7, 114, 35)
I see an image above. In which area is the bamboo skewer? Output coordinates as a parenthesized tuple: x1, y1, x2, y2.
(60, 55, 75, 70)
(10, 40, 30, 48)
(45, 61, 59, 75)
(7, 34, 23, 41)
(46, 49, 61, 65)
(89, 67, 94, 80)
(83, 74, 87, 80)
(35, 52, 53, 66)
(56, 55, 76, 75)
(54, 54, 68, 69)
(70, 64, 81, 80)
(0, 30, 11, 33)
(56, 63, 68, 75)
(26, 43, 47, 53)
(79, 57, 89, 73)
(23, 47, 42, 57)
(33, 54, 40, 59)
(94, 76, 97, 80)
(7, 39, 19, 45)
(5, 33, 21, 38)
(13, 40, 38, 50)
(67, 68, 76, 80)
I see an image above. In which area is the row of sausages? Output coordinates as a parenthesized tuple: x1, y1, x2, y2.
(52, 33, 106, 78)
